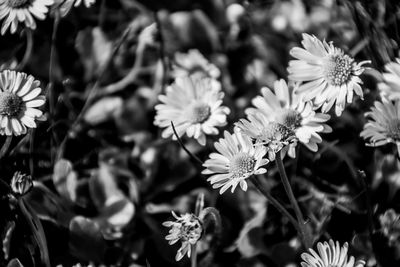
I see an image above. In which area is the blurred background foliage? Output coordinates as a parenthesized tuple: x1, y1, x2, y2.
(1, 0, 400, 266)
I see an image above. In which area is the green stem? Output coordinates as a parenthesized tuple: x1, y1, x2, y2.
(198, 207, 222, 266)
(276, 151, 312, 249)
(0, 136, 13, 160)
(17, 29, 34, 70)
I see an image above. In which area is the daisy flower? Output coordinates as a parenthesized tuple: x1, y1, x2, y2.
(360, 97, 400, 157)
(246, 79, 331, 157)
(378, 58, 400, 100)
(236, 111, 297, 161)
(173, 49, 221, 79)
(154, 76, 230, 146)
(0, 0, 54, 35)
(301, 240, 365, 267)
(288, 33, 369, 116)
(0, 70, 45, 136)
(163, 211, 203, 261)
(10, 171, 32, 196)
(202, 130, 268, 194)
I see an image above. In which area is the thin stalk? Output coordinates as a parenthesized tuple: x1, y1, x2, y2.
(191, 244, 197, 267)
(276, 151, 312, 248)
(0, 136, 13, 160)
(191, 193, 204, 267)
(251, 176, 300, 233)
(17, 29, 34, 70)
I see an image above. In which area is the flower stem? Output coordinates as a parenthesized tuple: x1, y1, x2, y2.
(16, 29, 34, 71)
(198, 207, 222, 266)
(251, 176, 300, 233)
(0, 136, 13, 160)
(276, 151, 312, 248)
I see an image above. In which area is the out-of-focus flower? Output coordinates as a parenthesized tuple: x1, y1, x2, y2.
(246, 79, 331, 157)
(74, 0, 95, 7)
(360, 98, 400, 157)
(379, 58, 400, 100)
(163, 211, 203, 261)
(288, 33, 369, 116)
(202, 131, 268, 194)
(301, 240, 366, 267)
(380, 209, 400, 245)
(11, 171, 33, 196)
(0, 70, 45, 136)
(0, 0, 54, 35)
(154, 76, 230, 146)
(236, 111, 297, 161)
(173, 49, 221, 80)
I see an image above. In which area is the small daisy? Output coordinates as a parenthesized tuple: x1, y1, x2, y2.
(288, 33, 369, 116)
(0, 0, 54, 35)
(202, 130, 268, 194)
(246, 79, 331, 157)
(154, 76, 230, 146)
(236, 111, 297, 161)
(173, 49, 221, 79)
(10, 171, 32, 196)
(163, 211, 203, 261)
(360, 97, 400, 157)
(0, 70, 45, 136)
(379, 58, 400, 100)
(301, 240, 366, 267)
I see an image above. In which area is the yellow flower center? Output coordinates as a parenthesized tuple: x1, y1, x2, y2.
(0, 91, 23, 116)
(275, 109, 302, 130)
(229, 152, 256, 179)
(7, 0, 31, 8)
(387, 119, 400, 141)
(324, 54, 354, 86)
(187, 102, 211, 123)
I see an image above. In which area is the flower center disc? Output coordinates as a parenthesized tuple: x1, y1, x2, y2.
(0, 91, 23, 116)
(260, 122, 294, 142)
(229, 152, 256, 179)
(275, 109, 302, 130)
(188, 102, 211, 123)
(323, 54, 353, 86)
(387, 119, 400, 141)
(7, 0, 31, 8)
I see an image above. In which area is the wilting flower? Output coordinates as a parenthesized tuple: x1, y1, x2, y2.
(360, 98, 400, 157)
(173, 49, 221, 80)
(236, 111, 297, 161)
(288, 33, 369, 116)
(202, 130, 268, 194)
(0, 70, 45, 136)
(0, 0, 54, 35)
(246, 79, 331, 157)
(163, 211, 203, 261)
(11, 171, 33, 196)
(301, 240, 366, 267)
(379, 58, 400, 100)
(379, 209, 400, 245)
(154, 76, 230, 145)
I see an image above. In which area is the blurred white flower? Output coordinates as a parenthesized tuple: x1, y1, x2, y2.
(163, 211, 202, 261)
(288, 33, 369, 116)
(154, 76, 230, 146)
(0, 70, 45, 136)
(11, 171, 32, 196)
(202, 131, 268, 194)
(74, 0, 95, 7)
(236, 111, 297, 161)
(360, 97, 400, 157)
(379, 58, 400, 100)
(301, 240, 365, 267)
(173, 49, 221, 80)
(0, 0, 54, 34)
(246, 79, 331, 157)
(379, 209, 400, 245)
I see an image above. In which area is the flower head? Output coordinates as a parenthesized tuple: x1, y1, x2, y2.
(236, 111, 296, 161)
(173, 49, 220, 80)
(154, 76, 230, 145)
(379, 209, 400, 245)
(0, 0, 54, 35)
(378, 58, 400, 100)
(360, 98, 400, 157)
(246, 79, 331, 157)
(0, 70, 45, 136)
(163, 211, 203, 261)
(11, 171, 32, 196)
(202, 130, 268, 194)
(301, 240, 366, 267)
(288, 33, 369, 116)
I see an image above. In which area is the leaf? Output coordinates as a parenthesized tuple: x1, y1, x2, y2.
(69, 216, 107, 262)
(53, 159, 78, 202)
(2, 221, 15, 261)
(84, 97, 123, 125)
